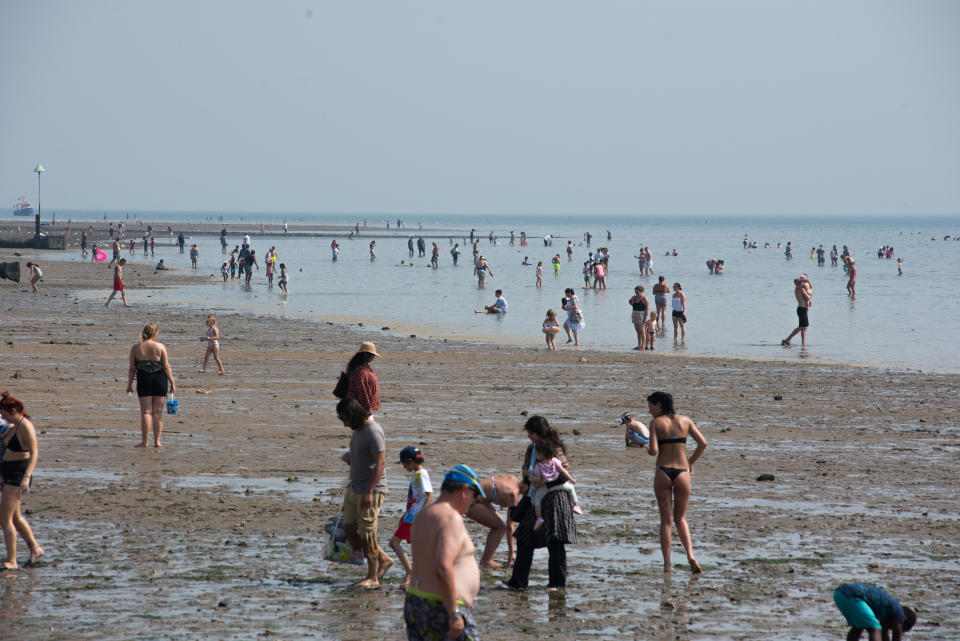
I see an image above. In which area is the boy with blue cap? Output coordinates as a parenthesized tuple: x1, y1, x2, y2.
(405, 465, 483, 641)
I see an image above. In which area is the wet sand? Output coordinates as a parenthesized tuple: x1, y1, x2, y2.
(2, 252, 958, 640)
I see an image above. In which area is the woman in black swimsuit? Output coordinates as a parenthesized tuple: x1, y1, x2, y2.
(629, 285, 649, 350)
(126, 323, 176, 447)
(1, 391, 44, 569)
(646, 391, 706, 573)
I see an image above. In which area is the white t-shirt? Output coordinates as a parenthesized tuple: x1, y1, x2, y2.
(403, 469, 433, 523)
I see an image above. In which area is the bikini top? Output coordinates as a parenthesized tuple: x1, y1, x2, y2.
(136, 359, 164, 374)
(631, 299, 647, 311)
(659, 436, 687, 445)
(4, 426, 25, 452)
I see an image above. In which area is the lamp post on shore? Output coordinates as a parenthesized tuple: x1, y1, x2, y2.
(33, 164, 45, 240)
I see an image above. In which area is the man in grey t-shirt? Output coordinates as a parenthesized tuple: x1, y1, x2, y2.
(337, 398, 392, 588)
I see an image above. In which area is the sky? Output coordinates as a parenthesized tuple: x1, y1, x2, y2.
(1, 1, 958, 217)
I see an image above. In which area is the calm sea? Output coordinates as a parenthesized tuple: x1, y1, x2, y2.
(25, 211, 960, 373)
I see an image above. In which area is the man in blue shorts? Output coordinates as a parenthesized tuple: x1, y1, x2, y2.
(833, 582, 916, 641)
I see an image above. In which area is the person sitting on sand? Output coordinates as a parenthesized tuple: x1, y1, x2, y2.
(644, 391, 706, 574)
(833, 582, 916, 641)
(476, 289, 507, 314)
(155, 259, 174, 271)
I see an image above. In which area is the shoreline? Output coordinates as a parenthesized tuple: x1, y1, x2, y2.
(10, 246, 951, 375)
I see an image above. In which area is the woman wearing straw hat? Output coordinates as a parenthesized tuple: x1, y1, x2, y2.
(345, 342, 381, 413)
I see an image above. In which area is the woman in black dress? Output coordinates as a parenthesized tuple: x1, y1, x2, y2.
(506, 415, 577, 591)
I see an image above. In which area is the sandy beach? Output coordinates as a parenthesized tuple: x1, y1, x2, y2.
(1, 250, 958, 640)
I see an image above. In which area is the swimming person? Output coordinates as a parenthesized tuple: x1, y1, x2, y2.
(644, 391, 706, 573)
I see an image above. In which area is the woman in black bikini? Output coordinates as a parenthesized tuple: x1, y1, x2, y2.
(126, 323, 176, 447)
(1, 391, 44, 569)
(646, 391, 706, 573)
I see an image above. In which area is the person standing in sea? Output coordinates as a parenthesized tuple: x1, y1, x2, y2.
(671, 283, 687, 344)
(844, 257, 857, 298)
(474, 256, 492, 287)
(562, 288, 584, 346)
(652, 277, 669, 336)
(781, 274, 812, 347)
(629, 285, 649, 350)
(336, 398, 393, 588)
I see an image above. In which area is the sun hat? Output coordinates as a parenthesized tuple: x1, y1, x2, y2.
(398, 446, 422, 463)
(443, 464, 486, 498)
(357, 342, 380, 358)
(620, 412, 632, 424)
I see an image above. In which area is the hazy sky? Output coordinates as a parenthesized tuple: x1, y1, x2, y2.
(2, 1, 958, 216)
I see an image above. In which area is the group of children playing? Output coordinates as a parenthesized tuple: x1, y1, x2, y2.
(220, 254, 289, 292)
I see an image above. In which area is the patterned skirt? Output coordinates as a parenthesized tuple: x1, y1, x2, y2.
(514, 486, 577, 549)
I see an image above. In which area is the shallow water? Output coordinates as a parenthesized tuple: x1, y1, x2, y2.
(40, 213, 960, 372)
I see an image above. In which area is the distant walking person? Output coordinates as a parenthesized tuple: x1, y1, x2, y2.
(106, 259, 131, 308)
(781, 274, 812, 347)
(198, 315, 225, 374)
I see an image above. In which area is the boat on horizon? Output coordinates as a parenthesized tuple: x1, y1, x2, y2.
(13, 195, 34, 216)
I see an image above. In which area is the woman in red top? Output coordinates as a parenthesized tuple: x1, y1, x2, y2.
(345, 342, 381, 412)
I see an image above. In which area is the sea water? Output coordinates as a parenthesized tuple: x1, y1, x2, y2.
(32, 212, 960, 372)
